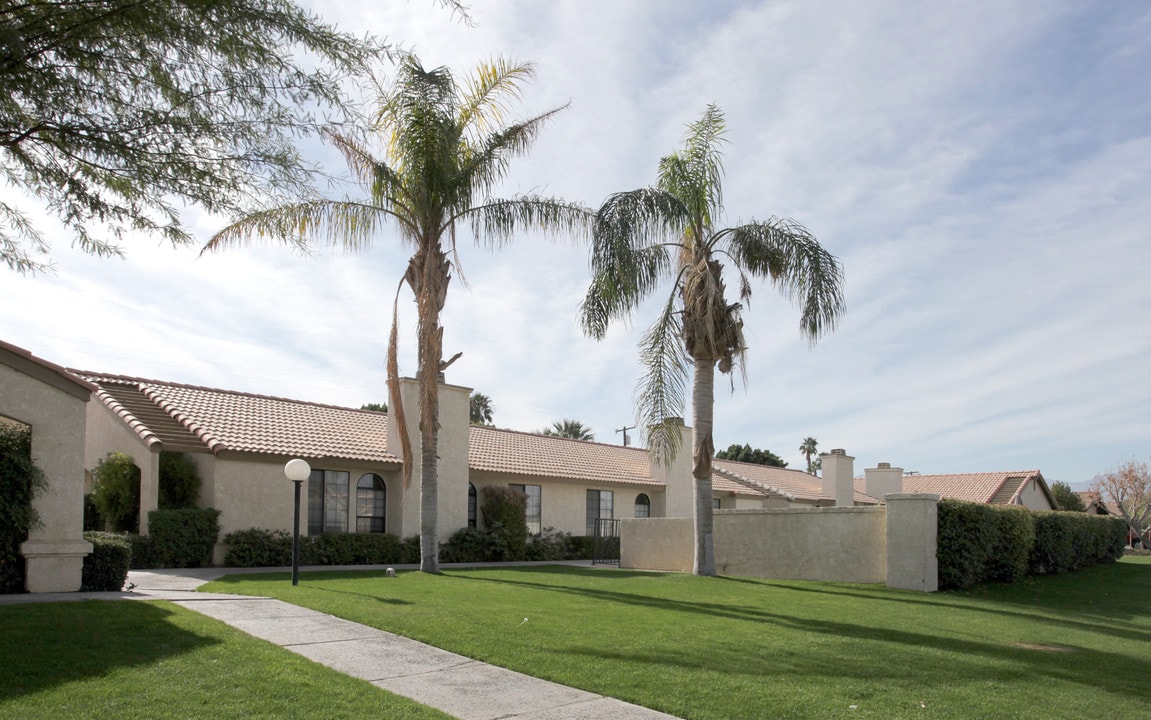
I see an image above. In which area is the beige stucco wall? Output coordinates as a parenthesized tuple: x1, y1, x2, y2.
(470, 470, 660, 536)
(885, 494, 939, 592)
(621, 517, 694, 572)
(714, 507, 887, 582)
(388, 378, 472, 541)
(648, 422, 694, 519)
(83, 400, 159, 534)
(212, 454, 402, 565)
(1, 363, 92, 592)
(1015, 477, 1054, 510)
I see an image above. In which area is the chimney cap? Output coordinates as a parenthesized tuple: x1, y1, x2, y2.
(878, 462, 890, 469)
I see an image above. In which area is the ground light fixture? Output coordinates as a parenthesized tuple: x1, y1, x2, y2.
(283, 458, 311, 585)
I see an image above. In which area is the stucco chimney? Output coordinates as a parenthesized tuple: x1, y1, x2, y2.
(649, 417, 693, 519)
(864, 462, 904, 502)
(819, 448, 855, 507)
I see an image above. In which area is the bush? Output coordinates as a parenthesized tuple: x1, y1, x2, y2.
(1029, 511, 1127, 575)
(223, 528, 292, 567)
(937, 499, 996, 590)
(0, 424, 46, 594)
(440, 527, 499, 563)
(399, 535, 421, 564)
(481, 485, 528, 561)
(224, 528, 407, 567)
(142, 508, 220, 568)
(81, 531, 131, 591)
(984, 505, 1035, 583)
(158, 452, 201, 509)
(128, 534, 159, 569)
(526, 527, 577, 561)
(82, 493, 103, 532)
(91, 452, 140, 532)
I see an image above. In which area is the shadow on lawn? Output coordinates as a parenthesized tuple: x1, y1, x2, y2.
(457, 569, 1151, 704)
(0, 601, 219, 701)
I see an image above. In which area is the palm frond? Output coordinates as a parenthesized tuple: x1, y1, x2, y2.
(459, 104, 569, 198)
(636, 291, 689, 465)
(464, 195, 593, 248)
(203, 200, 401, 255)
(657, 104, 727, 233)
(458, 58, 536, 136)
(723, 218, 846, 344)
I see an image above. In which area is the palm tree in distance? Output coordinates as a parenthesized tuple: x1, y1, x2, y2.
(205, 55, 590, 573)
(540, 419, 595, 441)
(581, 105, 845, 576)
(470, 392, 494, 426)
(800, 436, 819, 474)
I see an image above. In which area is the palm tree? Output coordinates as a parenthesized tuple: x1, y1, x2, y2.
(540, 419, 595, 441)
(799, 436, 819, 474)
(470, 392, 494, 426)
(205, 55, 589, 573)
(580, 105, 845, 576)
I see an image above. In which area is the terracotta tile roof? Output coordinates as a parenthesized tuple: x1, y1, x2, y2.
(897, 471, 1043, 505)
(713, 459, 876, 504)
(76, 372, 397, 463)
(1, 339, 97, 400)
(468, 425, 659, 485)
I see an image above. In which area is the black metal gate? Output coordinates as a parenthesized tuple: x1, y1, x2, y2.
(591, 518, 621, 565)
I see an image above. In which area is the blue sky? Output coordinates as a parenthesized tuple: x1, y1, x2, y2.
(2, 1, 1148, 486)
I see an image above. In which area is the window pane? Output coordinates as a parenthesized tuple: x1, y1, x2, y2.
(635, 493, 650, 518)
(524, 485, 541, 535)
(356, 473, 386, 534)
(307, 469, 324, 534)
(468, 483, 477, 529)
(324, 471, 349, 533)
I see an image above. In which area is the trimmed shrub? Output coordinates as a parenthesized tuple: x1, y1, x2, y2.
(526, 527, 577, 561)
(128, 534, 159, 569)
(399, 534, 421, 564)
(143, 508, 221, 568)
(440, 527, 499, 563)
(984, 505, 1035, 583)
(158, 451, 201, 509)
(307, 532, 402, 565)
(937, 499, 995, 590)
(81, 531, 131, 591)
(0, 424, 46, 594)
(82, 493, 103, 532)
(223, 528, 292, 567)
(91, 452, 140, 532)
(1029, 511, 1127, 575)
(481, 485, 528, 561)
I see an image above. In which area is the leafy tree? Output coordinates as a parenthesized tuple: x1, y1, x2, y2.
(361, 402, 388, 412)
(1092, 459, 1151, 547)
(470, 392, 494, 426)
(207, 55, 589, 573)
(581, 105, 845, 575)
(158, 451, 201, 509)
(1050, 480, 1086, 512)
(540, 419, 595, 441)
(91, 452, 140, 533)
(0, 423, 46, 593)
(0, 0, 406, 274)
(799, 436, 819, 474)
(715, 443, 787, 467)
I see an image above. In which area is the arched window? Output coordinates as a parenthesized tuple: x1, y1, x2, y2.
(634, 493, 651, 518)
(468, 483, 478, 528)
(356, 473, 386, 533)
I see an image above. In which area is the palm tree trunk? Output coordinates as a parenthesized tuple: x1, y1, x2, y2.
(415, 244, 450, 574)
(692, 357, 717, 576)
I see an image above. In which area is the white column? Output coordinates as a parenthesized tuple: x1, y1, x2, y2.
(885, 493, 940, 592)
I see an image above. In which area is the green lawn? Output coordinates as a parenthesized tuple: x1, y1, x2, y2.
(203, 556, 1151, 720)
(0, 600, 452, 720)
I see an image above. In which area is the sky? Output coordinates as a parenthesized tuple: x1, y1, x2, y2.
(2, 0, 1149, 488)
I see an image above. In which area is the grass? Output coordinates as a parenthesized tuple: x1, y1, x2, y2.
(202, 556, 1151, 720)
(0, 600, 452, 720)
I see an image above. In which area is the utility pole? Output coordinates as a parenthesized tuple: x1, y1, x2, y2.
(615, 425, 636, 447)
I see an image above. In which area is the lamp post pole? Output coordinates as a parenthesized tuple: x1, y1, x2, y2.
(283, 459, 311, 587)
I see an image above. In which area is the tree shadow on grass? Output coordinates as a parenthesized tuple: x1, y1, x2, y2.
(454, 571, 1151, 705)
(0, 600, 219, 702)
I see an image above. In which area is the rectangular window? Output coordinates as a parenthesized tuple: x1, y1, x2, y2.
(586, 489, 614, 535)
(307, 469, 349, 534)
(712, 497, 721, 510)
(509, 483, 542, 535)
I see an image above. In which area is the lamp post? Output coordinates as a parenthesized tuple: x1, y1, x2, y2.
(283, 458, 311, 586)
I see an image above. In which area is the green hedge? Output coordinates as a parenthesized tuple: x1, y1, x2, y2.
(223, 529, 418, 567)
(1029, 511, 1127, 574)
(0, 424, 45, 594)
(81, 531, 132, 591)
(133, 508, 221, 569)
(938, 499, 1129, 590)
(480, 485, 528, 560)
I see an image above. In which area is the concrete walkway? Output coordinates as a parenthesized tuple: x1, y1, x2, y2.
(2, 565, 681, 720)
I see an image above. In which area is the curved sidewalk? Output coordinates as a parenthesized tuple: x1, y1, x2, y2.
(3, 565, 681, 720)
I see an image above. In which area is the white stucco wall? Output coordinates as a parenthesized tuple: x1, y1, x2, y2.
(1, 362, 92, 592)
(1015, 477, 1055, 510)
(621, 517, 694, 572)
